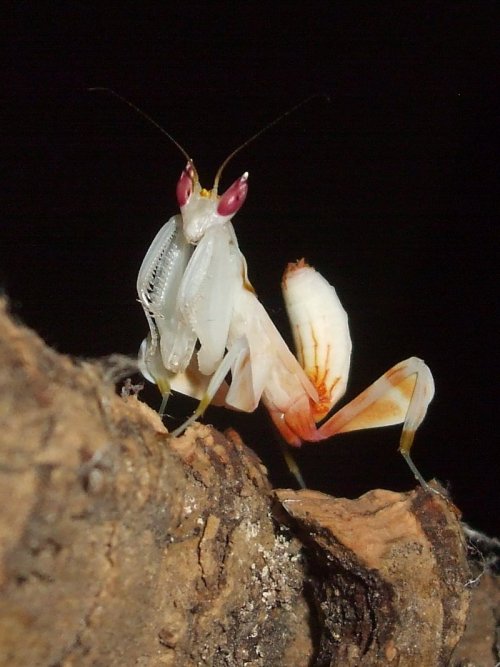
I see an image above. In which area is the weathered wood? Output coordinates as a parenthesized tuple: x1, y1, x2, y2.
(0, 299, 483, 666)
(276, 486, 471, 666)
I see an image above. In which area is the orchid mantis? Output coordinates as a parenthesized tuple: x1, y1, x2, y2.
(88, 89, 434, 486)
(137, 157, 435, 488)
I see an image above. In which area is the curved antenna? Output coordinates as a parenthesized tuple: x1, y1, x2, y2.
(213, 93, 330, 193)
(88, 87, 196, 175)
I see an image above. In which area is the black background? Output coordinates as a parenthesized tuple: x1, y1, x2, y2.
(3, 4, 498, 534)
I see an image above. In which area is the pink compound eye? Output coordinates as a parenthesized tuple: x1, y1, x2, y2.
(176, 163, 195, 207)
(217, 173, 249, 217)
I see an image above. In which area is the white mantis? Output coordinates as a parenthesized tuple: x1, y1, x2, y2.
(90, 90, 434, 487)
(136, 144, 435, 489)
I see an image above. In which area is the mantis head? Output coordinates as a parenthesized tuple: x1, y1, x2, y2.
(176, 161, 249, 243)
(89, 88, 322, 245)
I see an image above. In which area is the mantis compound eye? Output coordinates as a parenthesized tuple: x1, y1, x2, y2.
(176, 162, 196, 207)
(217, 172, 249, 217)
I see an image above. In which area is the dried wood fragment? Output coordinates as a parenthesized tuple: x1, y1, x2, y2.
(276, 486, 472, 666)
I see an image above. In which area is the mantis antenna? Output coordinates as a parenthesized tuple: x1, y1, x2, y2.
(89, 88, 329, 192)
(212, 93, 330, 193)
(88, 87, 197, 179)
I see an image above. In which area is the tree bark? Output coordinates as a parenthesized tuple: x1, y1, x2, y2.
(0, 299, 492, 666)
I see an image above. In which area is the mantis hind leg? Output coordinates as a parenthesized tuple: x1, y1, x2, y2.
(315, 357, 435, 489)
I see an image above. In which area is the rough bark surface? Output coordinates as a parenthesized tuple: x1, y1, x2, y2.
(275, 488, 471, 666)
(0, 299, 493, 666)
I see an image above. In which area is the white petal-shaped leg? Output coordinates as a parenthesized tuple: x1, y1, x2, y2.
(139, 335, 229, 417)
(314, 357, 435, 487)
(282, 260, 352, 420)
(171, 338, 248, 437)
(138, 336, 172, 416)
(169, 354, 229, 406)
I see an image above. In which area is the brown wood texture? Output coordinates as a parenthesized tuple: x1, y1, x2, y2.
(0, 299, 491, 666)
